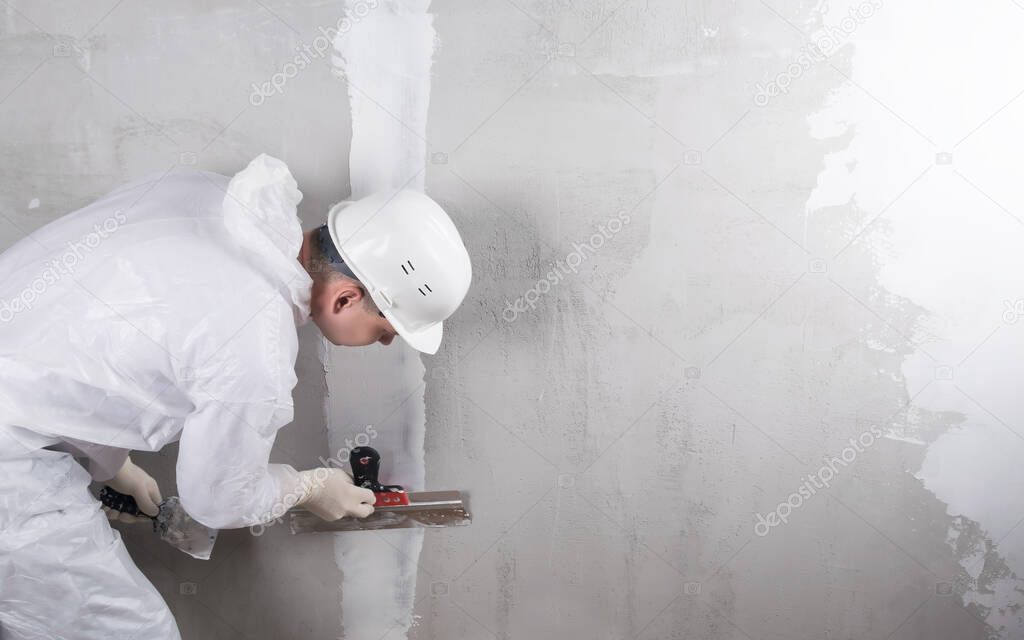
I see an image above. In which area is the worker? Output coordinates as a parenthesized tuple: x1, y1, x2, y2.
(0, 154, 472, 639)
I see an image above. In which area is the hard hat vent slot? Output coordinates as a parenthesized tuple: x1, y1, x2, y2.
(400, 260, 415, 275)
(418, 284, 433, 296)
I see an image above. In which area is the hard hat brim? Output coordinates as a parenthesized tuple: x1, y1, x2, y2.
(388, 317, 442, 354)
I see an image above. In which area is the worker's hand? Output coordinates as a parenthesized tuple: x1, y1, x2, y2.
(296, 468, 375, 521)
(104, 456, 163, 522)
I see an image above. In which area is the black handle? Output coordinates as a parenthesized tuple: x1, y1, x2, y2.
(349, 446, 405, 493)
(350, 446, 382, 491)
(99, 486, 154, 519)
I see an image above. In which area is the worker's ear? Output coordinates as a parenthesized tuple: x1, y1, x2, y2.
(333, 281, 366, 314)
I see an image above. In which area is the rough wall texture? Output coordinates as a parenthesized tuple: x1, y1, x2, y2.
(414, 0, 1023, 638)
(1, 1, 1021, 639)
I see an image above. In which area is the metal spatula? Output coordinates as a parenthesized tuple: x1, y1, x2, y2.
(98, 487, 219, 560)
(288, 446, 471, 534)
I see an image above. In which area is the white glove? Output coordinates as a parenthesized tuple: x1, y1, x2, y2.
(104, 456, 163, 523)
(296, 468, 375, 521)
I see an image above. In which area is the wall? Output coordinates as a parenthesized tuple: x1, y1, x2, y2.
(413, 0, 1023, 638)
(1, 1, 1021, 639)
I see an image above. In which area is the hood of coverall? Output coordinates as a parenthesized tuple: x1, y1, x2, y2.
(222, 154, 313, 325)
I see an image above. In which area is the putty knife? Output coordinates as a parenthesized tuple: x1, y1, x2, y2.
(288, 446, 471, 534)
(98, 487, 219, 560)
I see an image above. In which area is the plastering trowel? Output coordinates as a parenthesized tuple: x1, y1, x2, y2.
(288, 446, 471, 534)
(98, 487, 219, 560)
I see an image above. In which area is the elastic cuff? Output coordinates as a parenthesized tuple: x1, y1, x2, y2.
(294, 470, 317, 506)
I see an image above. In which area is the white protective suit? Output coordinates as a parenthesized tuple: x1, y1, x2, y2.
(0, 154, 313, 639)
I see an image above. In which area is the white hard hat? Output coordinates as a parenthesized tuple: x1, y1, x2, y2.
(324, 189, 472, 354)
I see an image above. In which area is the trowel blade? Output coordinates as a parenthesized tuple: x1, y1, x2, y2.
(288, 491, 471, 533)
(155, 496, 219, 560)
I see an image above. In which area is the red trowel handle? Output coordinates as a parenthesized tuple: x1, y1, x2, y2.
(349, 446, 409, 507)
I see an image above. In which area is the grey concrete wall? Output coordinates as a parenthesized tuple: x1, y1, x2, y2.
(415, 0, 1023, 638)
(2, 1, 1022, 639)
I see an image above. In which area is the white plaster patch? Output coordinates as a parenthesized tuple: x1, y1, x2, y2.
(806, 1, 1024, 634)
(331, 0, 435, 196)
(325, 1, 435, 637)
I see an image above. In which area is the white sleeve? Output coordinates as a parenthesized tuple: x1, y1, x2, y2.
(174, 297, 305, 530)
(176, 400, 303, 530)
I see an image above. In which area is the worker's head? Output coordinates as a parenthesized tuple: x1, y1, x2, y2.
(305, 190, 472, 354)
(304, 230, 397, 347)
